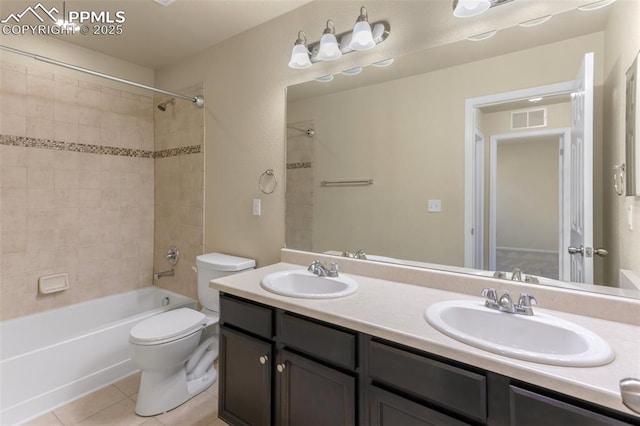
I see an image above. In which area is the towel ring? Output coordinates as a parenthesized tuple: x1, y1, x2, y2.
(614, 164, 625, 196)
(259, 169, 278, 194)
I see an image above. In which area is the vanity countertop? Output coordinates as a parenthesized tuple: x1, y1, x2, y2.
(210, 261, 640, 417)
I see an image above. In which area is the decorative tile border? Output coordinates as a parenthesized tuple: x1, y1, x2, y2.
(0, 135, 201, 159)
(287, 162, 312, 170)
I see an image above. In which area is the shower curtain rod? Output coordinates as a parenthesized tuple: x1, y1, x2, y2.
(0, 45, 204, 108)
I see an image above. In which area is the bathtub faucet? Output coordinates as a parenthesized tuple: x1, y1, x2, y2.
(154, 269, 175, 279)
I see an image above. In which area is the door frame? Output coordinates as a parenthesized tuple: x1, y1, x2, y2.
(463, 81, 576, 268)
(488, 128, 571, 276)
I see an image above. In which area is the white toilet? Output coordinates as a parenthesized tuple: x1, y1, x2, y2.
(129, 253, 255, 416)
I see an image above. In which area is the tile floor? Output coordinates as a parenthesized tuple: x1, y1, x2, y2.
(23, 372, 228, 426)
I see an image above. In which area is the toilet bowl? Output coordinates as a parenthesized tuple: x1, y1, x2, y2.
(129, 253, 255, 416)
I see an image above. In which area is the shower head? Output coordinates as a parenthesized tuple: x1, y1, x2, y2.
(157, 98, 175, 111)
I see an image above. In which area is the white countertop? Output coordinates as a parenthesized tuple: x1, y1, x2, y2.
(210, 262, 640, 418)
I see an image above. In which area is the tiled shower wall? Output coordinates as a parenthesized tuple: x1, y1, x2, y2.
(0, 60, 155, 320)
(285, 120, 314, 252)
(152, 84, 204, 300)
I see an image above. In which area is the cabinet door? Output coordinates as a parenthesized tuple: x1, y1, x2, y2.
(369, 386, 469, 426)
(219, 326, 272, 426)
(276, 349, 356, 426)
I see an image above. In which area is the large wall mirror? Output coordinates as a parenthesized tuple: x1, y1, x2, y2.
(285, 2, 640, 299)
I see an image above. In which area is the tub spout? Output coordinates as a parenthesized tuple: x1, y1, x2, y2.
(154, 269, 175, 279)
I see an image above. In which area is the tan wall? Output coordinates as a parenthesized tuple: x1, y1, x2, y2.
(0, 38, 155, 320)
(603, 0, 640, 284)
(286, 34, 603, 266)
(495, 137, 559, 251)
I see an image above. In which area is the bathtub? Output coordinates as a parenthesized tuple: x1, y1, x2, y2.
(0, 286, 196, 425)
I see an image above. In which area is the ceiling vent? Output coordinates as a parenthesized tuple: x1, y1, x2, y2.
(511, 108, 547, 129)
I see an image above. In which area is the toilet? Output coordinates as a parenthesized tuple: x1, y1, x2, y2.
(129, 253, 255, 416)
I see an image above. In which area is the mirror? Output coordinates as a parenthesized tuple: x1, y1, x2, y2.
(285, 2, 640, 299)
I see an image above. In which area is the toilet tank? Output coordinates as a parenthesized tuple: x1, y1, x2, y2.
(196, 253, 255, 312)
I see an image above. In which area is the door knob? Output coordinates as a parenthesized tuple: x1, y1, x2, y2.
(567, 245, 584, 256)
(594, 248, 609, 257)
(276, 363, 286, 373)
(259, 355, 268, 365)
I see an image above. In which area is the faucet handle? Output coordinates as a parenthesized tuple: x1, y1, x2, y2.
(518, 293, 537, 307)
(481, 288, 498, 308)
(328, 262, 339, 277)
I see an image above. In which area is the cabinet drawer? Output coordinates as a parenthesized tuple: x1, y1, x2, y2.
(509, 386, 634, 426)
(368, 340, 487, 424)
(280, 312, 357, 370)
(220, 294, 273, 339)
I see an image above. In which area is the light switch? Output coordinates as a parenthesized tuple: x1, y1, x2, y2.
(628, 205, 634, 231)
(253, 198, 261, 216)
(428, 199, 442, 213)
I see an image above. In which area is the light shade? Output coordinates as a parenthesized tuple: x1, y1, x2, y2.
(349, 7, 375, 50)
(288, 31, 312, 69)
(317, 21, 342, 61)
(453, 0, 491, 18)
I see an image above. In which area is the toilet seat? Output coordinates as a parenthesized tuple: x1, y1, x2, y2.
(130, 308, 207, 346)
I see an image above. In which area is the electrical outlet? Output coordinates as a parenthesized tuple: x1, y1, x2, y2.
(428, 199, 442, 213)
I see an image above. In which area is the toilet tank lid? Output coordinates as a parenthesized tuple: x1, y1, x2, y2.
(196, 253, 256, 271)
(130, 308, 206, 344)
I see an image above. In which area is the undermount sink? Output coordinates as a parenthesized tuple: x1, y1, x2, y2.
(425, 300, 614, 367)
(260, 270, 358, 299)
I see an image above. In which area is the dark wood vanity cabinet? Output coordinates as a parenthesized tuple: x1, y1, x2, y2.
(219, 293, 357, 426)
(218, 293, 639, 426)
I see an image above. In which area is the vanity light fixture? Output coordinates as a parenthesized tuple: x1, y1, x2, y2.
(288, 31, 312, 69)
(453, 0, 491, 18)
(287, 6, 390, 70)
(153, 0, 176, 6)
(315, 74, 334, 82)
(317, 20, 342, 61)
(518, 15, 552, 27)
(371, 58, 394, 67)
(577, 0, 616, 11)
(349, 6, 376, 50)
(341, 67, 363, 76)
(466, 30, 497, 41)
(529, 97, 544, 103)
(55, 2, 80, 32)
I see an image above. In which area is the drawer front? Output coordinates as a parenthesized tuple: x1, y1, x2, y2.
(368, 340, 487, 424)
(280, 312, 357, 370)
(509, 386, 634, 426)
(220, 294, 273, 338)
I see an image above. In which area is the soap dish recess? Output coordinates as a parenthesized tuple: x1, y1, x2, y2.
(39, 273, 70, 294)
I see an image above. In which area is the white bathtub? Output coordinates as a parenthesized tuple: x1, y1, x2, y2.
(0, 286, 196, 425)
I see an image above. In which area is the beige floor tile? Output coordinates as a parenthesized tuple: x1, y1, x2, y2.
(53, 385, 127, 425)
(208, 419, 229, 426)
(155, 391, 218, 426)
(75, 398, 147, 426)
(140, 419, 165, 426)
(205, 381, 218, 399)
(113, 372, 142, 397)
(22, 411, 63, 426)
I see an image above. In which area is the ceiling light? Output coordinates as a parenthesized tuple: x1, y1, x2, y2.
(371, 58, 394, 67)
(453, 0, 491, 18)
(577, 0, 616, 11)
(341, 67, 363, 76)
(317, 20, 342, 61)
(153, 0, 176, 6)
(467, 30, 497, 41)
(349, 7, 375, 50)
(288, 31, 312, 69)
(315, 75, 334, 82)
(519, 15, 552, 27)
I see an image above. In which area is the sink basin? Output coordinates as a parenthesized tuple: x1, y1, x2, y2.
(425, 300, 614, 367)
(260, 270, 358, 299)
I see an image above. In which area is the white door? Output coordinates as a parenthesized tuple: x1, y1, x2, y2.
(568, 52, 594, 284)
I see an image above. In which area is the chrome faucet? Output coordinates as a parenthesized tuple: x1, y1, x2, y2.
(511, 268, 523, 282)
(308, 260, 339, 277)
(154, 269, 175, 279)
(481, 288, 537, 316)
(353, 250, 367, 260)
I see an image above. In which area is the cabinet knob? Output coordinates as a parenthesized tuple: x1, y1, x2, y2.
(276, 363, 286, 373)
(259, 355, 268, 365)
